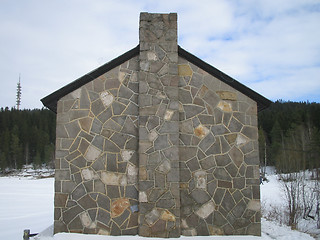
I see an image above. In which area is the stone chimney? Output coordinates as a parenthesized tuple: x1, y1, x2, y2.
(138, 13, 180, 237)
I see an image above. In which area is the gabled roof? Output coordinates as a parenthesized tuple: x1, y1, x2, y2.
(41, 45, 140, 113)
(178, 46, 271, 111)
(41, 45, 271, 113)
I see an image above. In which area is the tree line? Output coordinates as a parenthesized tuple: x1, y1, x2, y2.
(0, 107, 56, 171)
(258, 100, 320, 175)
(1, 101, 320, 172)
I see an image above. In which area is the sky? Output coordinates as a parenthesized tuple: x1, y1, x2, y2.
(1, 0, 320, 110)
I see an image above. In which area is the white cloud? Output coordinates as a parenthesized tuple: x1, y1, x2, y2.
(250, 66, 320, 102)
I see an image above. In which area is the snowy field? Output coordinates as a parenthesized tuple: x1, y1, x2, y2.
(0, 177, 53, 240)
(0, 169, 318, 240)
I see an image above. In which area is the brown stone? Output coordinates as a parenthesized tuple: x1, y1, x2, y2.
(79, 117, 93, 133)
(218, 180, 232, 188)
(55, 193, 68, 207)
(216, 91, 237, 101)
(217, 101, 232, 112)
(182, 228, 197, 236)
(197, 85, 208, 98)
(194, 124, 209, 139)
(208, 225, 224, 235)
(139, 167, 148, 180)
(178, 64, 193, 76)
(111, 198, 130, 218)
(180, 183, 188, 189)
(225, 133, 237, 145)
(160, 210, 176, 221)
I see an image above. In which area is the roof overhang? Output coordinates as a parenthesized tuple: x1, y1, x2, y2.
(41, 45, 140, 113)
(41, 45, 271, 113)
(178, 46, 271, 112)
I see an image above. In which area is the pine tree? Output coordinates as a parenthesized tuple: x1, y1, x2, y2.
(270, 120, 282, 167)
(258, 127, 268, 175)
(10, 125, 21, 169)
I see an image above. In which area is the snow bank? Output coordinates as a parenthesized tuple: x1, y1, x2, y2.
(261, 218, 314, 240)
(0, 177, 54, 240)
(1, 164, 55, 178)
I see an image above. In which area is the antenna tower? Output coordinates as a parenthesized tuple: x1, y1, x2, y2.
(16, 74, 22, 110)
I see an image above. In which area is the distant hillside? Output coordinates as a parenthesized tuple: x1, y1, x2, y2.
(0, 108, 56, 170)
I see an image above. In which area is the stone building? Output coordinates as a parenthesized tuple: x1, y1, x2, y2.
(42, 12, 271, 237)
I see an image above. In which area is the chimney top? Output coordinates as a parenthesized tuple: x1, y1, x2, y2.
(139, 12, 178, 53)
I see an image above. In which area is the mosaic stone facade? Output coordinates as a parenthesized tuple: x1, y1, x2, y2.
(49, 12, 265, 237)
(177, 57, 261, 236)
(138, 13, 181, 238)
(54, 56, 140, 235)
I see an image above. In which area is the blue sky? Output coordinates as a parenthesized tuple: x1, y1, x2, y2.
(1, 0, 320, 109)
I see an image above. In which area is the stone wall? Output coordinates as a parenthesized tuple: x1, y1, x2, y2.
(177, 57, 261, 236)
(54, 56, 140, 235)
(53, 12, 261, 237)
(138, 13, 181, 238)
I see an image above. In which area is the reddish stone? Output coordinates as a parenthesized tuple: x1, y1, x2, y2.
(111, 198, 130, 218)
(194, 125, 209, 139)
(218, 180, 232, 188)
(55, 193, 68, 207)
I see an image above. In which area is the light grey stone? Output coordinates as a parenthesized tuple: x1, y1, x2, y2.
(195, 200, 215, 219)
(194, 170, 206, 189)
(157, 160, 171, 174)
(145, 208, 160, 226)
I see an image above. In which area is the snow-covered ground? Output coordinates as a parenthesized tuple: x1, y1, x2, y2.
(0, 177, 54, 240)
(0, 167, 318, 240)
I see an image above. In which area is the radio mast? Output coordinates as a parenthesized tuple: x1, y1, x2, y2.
(16, 74, 22, 110)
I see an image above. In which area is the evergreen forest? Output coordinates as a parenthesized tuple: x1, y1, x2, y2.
(0, 101, 320, 173)
(0, 107, 56, 170)
(259, 101, 320, 175)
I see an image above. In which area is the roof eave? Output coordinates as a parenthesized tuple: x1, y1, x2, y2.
(177, 46, 272, 112)
(41, 44, 271, 113)
(41, 45, 140, 113)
